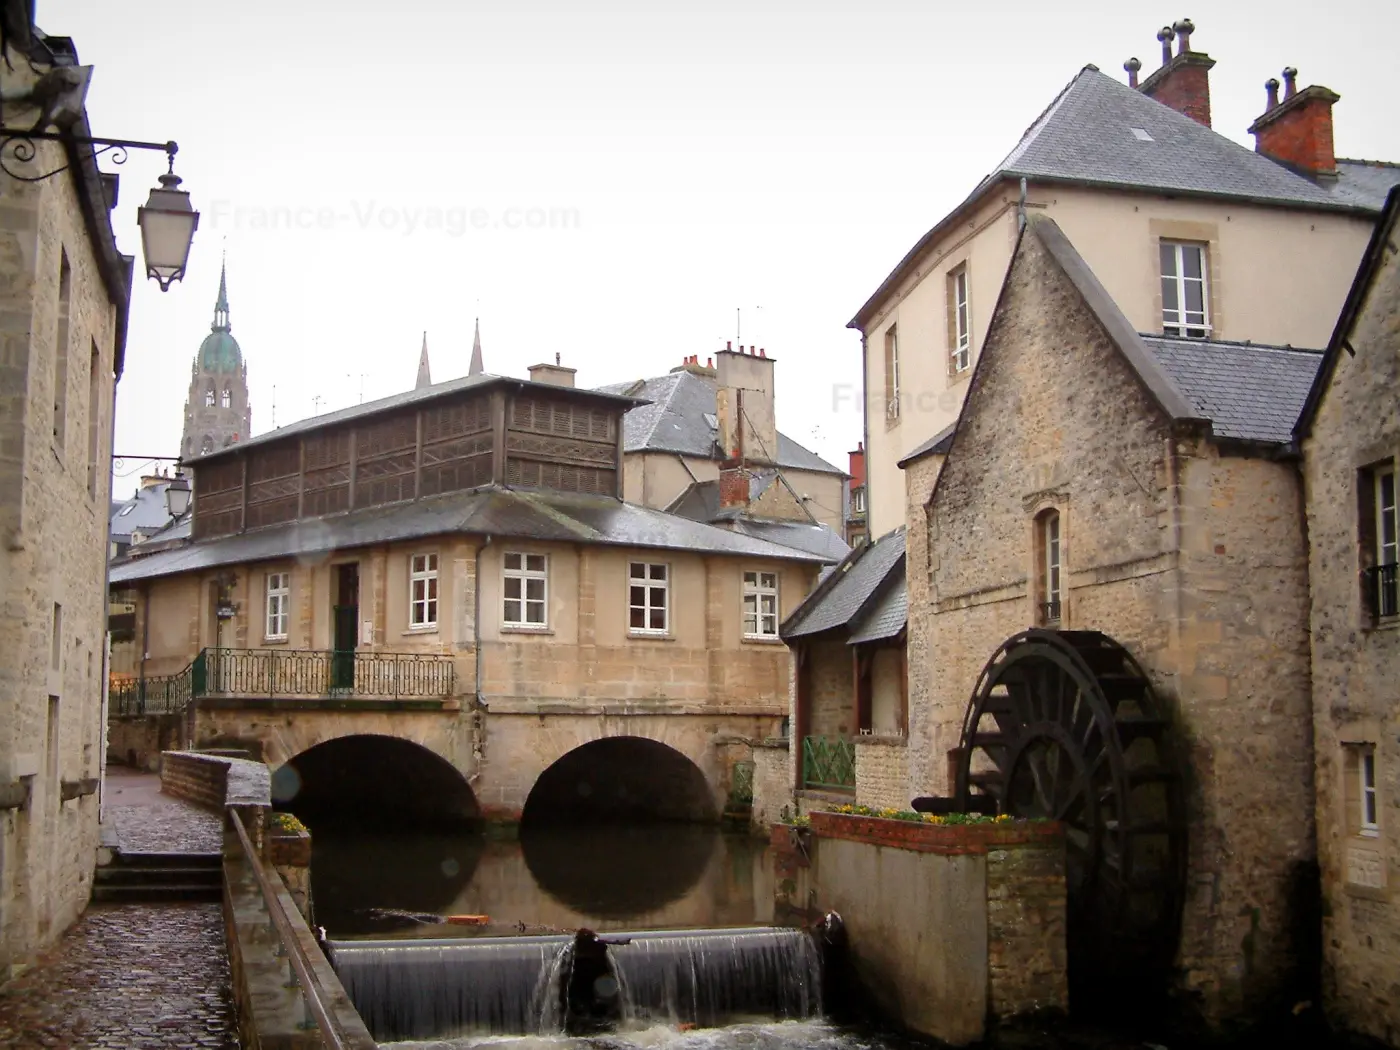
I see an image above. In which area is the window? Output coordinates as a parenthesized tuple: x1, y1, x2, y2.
(204, 388, 215, 407)
(1160, 241, 1210, 338)
(87, 341, 102, 498)
(201, 435, 213, 455)
(743, 570, 779, 639)
(884, 325, 899, 421)
(1360, 747, 1379, 837)
(221, 388, 232, 408)
(51, 602, 62, 671)
(54, 253, 71, 449)
(852, 487, 866, 515)
(265, 572, 290, 640)
(1036, 510, 1061, 625)
(628, 562, 669, 634)
(1373, 464, 1398, 619)
(410, 553, 439, 628)
(503, 552, 548, 627)
(949, 266, 971, 373)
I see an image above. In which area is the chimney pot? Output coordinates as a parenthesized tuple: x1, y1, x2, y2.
(1157, 26, 1174, 66)
(1282, 66, 1298, 98)
(759, 348, 766, 358)
(1173, 17, 1194, 54)
(706, 356, 713, 368)
(555, 352, 561, 365)
(726, 341, 732, 351)
(1265, 77, 1280, 110)
(1124, 56, 1141, 88)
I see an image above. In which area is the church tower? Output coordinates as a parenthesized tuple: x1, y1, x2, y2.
(181, 260, 251, 459)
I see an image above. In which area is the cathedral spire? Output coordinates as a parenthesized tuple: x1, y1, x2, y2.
(469, 317, 484, 376)
(416, 331, 432, 390)
(212, 254, 230, 332)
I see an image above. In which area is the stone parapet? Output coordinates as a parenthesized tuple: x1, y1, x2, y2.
(160, 750, 271, 812)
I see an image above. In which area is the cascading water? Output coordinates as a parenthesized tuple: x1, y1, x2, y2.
(328, 925, 826, 1042)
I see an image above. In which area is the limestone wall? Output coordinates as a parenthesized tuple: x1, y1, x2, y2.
(1302, 221, 1400, 1043)
(750, 740, 793, 827)
(854, 737, 909, 810)
(0, 86, 123, 972)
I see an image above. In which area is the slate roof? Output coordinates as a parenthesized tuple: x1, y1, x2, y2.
(665, 479, 850, 563)
(109, 486, 830, 585)
(851, 66, 1393, 329)
(1141, 336, 1324, 444)
(846, 576, 908, 646)
(783, 528, 905, 641)
(595, 370, 844, 475)
(110, 482, 178, 542)
(183, 373, 645, 465)
(897, 423, 957, 468)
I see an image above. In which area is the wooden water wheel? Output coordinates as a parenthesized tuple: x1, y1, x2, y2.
(953, 629, 1186, 999)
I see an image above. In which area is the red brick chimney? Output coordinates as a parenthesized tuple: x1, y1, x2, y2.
(1247, 66, 1340, 177)
(848, 442, 865, 489)
(718, 466, 751, 511)
(1136, 18, 1216, 127)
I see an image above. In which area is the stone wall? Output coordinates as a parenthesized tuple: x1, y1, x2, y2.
(854, 736, 909, 810)
(161, 751, 271, 812)
(1302, 214, 1400, 1044)
(801, 640, 854, 739)
(986, 838, 1069, 1019)
(0, 69, 123, 973)
(916, 225, 1316, 1022)
(107, 714, 186, 772)
(750, 740, 793, 827)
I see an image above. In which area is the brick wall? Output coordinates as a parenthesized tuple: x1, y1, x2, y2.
(161, 751, 236, 811)
(986, 841, 1069, 1018)
(855, 736, 909, 810)
(1302, 218, 1400, 1044)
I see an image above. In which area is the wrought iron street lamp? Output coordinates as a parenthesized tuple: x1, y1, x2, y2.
(164, 470, 191, 518)
(136, 161, 199, 291)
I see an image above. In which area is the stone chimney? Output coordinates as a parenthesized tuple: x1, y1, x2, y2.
(1247, 66, 1340, 177)
(138, 471, 167, 490)
(1137, 18, 1216, 127)
(527, 355, 577, 387)
(714, 343, 778, 467)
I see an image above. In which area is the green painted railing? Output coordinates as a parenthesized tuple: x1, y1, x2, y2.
(802, 735, 856, 791)
(109, 647, 455, 716)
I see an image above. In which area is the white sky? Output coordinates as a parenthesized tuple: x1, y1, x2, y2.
(50, 0, 1400, 495)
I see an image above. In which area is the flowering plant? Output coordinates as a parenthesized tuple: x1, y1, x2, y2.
(830, 803, 1026, 825)
(269, 811, 309, 835)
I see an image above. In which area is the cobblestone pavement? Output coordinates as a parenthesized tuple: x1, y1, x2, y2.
(104, 767, 223, 855)
(0, 903, 240, 1049)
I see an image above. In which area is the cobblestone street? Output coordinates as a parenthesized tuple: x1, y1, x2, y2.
(0, 769, 240, 1048)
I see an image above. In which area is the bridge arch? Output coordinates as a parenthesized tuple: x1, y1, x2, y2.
(521, 735, 718, 825)
(272, 733, 480, 828)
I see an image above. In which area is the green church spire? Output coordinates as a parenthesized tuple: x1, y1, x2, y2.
(212, 254, 230, 332)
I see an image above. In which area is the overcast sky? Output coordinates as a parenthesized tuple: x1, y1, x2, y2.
(51, 0, 1400, 496)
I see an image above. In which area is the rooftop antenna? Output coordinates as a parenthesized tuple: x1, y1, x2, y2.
(271, 383, 276, 428)
(312, 394, 325, 414)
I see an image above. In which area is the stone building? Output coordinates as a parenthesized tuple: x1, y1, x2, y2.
(1295, 186, 1400, 1044)
(597, 347, 848, 533)
(181, 261, 250, 459)
(0, 30, 132, 975)
(107, 363, 836, 821)
(849, 19, 1400, 537)
(907, 214, 1323, 1025)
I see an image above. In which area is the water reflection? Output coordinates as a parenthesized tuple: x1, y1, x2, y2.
(312, 824, 774, 938)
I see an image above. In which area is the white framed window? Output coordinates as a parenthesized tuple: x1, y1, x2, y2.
(884, 326, 899, 420)
(409, 553, 439, 628)
(629, 562, 669, 634)
(1037, 509, 1061, 625)
(743, 570, 780, 639)
(950, 266, 971, 373)
(265, 572, 290, 640)
(1160, 241, 1210, 338)
(221, 388, 231, 408)
(1377, 465, 1397, 569)
(204, 388, 216, 407)
(853, 487, 866, 515)
(503, 552, 548, 628)
(1360, 747, 1379, 837)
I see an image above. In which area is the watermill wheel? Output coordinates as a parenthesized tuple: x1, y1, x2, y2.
(953, 629, 1186, 1002)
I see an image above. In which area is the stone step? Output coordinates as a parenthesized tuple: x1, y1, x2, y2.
(94, 865, 222, 886)
(105, 851, 222, 870)
(91, 882, 222, 903)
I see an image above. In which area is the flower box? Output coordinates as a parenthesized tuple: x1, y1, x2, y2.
(808, 809, 1062, 856)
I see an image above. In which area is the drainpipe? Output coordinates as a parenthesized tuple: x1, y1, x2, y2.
(470, 534, 492, 783)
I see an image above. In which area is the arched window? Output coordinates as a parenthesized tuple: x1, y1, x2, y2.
(1035, 508, 1062, 626)
(221, 388, 231, 408)
(201, 435, 213, 455)
(204, 388, 215, 407)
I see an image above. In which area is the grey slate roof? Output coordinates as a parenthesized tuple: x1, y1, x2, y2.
(110, 482, 178, 542)
(595, 370, 844, 475)
(851, 66, 1393, 329)
(109, 486, 829, 585)
(897, 423, 957, 468)
(183, 373, 645, 465)
(665, 479, 850, 563)
(1141, 336, 1324, 444)
(783, 528, 905, 640)
(846, 577, 908, 646)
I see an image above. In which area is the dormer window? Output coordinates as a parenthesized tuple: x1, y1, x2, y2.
(1160, 241, 1210, 338)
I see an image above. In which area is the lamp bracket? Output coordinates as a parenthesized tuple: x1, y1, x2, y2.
(0, 127, 177, 183)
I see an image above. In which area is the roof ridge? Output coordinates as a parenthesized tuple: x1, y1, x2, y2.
(1139, 333, 1325, 355)
(1337, 157, 1400, 169)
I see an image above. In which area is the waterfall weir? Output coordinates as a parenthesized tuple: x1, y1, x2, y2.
(329, 925, 825, 1041)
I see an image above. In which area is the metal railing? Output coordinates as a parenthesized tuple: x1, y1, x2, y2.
(110, 648, 454, 717)
(1040, 599, 1062, 625)
(229, 809, 373, 1049)
(1365, 563, 1399, 621)
(802, 736, 856, 791)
